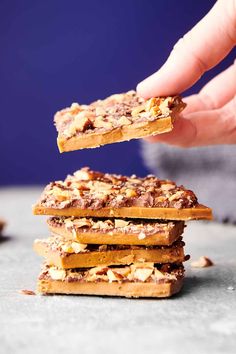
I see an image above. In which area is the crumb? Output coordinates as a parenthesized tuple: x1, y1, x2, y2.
(227, 286, 235, 291)
(0, 218, 6, 233)
(19, 289, 36, 295)
(191, 256, 214, 268)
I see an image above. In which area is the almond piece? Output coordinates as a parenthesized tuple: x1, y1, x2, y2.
(154, 269, 165, 279)
(71, 242, 87, 253)
(117, 116, 132, 125)
(191, 256, 214, 268)
(64, 218, 74, 229)
(126, 189, 137, 198)
(74, 113, 93, 132)
(61, 243, 74, 253)
(131, 105, 146, 117)
(161, 183, 176, 191)
(107, 269, 120, 282)
(94, 116, 113, 129)
(159, 98, 171, 115)
(49, 267, 66, 280)
(114, 219, 130, 228)
(52, 187, 71, 201)
(145, 97, 161, 112)
(115, 267, 131, 278)
(70, 102, 82, 115)
(73, 218, 91, 228)
(74, 169, 91, 180)
(133, 268, 153, 282)
(95, 107, 106, 116)
(169, 191, 184, 202)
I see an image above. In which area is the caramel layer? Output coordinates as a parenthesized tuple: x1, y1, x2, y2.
(34, 204, 212, 220)
(38, 278, 183, 298)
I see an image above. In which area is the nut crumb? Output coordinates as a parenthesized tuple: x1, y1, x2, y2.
(227, 286, 235, 291)
(19, 289, 36, 295)
(191, 256, 214, 268)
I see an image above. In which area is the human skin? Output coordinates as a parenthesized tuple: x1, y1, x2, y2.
(137, 0, 236, 147)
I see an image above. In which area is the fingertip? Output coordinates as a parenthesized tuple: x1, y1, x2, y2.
(136, 80, 151, 99)
(143, 135, 160, 143)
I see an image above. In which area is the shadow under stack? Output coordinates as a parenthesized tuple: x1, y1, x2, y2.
(33, 167, 212, 298)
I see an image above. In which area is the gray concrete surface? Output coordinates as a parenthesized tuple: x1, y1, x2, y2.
(0, 187, 235, 354)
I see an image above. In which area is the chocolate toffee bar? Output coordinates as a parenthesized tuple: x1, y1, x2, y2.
(37, 262, 184, 298)
(47, 217, 184, 246)
(33, 236, 186, 268)
(33, 167, 212, 220)
(54, 91, 186, 152)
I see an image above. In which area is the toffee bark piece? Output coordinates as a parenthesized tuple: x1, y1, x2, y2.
(33, 236, 186, 268)
(47, 217, 185, 246)
(54, 91, 186, 152)
(37, 263, 184, 298)
(33, 167, 212, 220)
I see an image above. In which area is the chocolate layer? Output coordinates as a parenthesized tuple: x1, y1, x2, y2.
(34, 167, 199, 211)
(39, 262, 184, 284)
(54, 91, 184, 139)
(47, 216, 185, 245)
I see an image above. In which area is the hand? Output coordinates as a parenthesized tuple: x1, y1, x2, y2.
(137, 0, 236, 147)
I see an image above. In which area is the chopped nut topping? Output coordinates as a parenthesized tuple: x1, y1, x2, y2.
(48, 216, 183, 238)
(38, 167, 198, 211)
(40, 263, 184, 284)
(54, 91, 185, 140)
(191, 256, 214, 268)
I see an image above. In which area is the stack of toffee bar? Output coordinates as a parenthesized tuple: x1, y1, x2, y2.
(33, 167, 212, 298)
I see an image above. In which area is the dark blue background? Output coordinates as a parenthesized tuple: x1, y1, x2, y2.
(0, 0, 235, 185)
